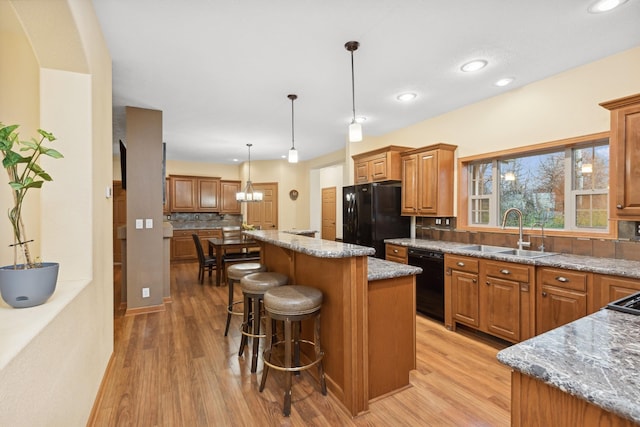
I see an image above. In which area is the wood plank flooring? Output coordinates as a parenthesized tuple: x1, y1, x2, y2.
(90, 263, 512, 426)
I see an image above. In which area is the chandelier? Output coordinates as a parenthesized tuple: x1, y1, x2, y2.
(235, 143, 263, 202)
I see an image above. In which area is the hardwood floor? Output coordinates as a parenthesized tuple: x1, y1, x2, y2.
(90, 263, 512, 426)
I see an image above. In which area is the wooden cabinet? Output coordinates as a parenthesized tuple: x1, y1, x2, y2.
(163, 178, 170, 214)
(401, 143, 456, 216)
(171, 228, 221, 262)
(446, 254, 533, 343)
(536, 267, 592, 335)
(445, 254, 480, 329)
(483, 260, 534, 343)
(385, 243, 408, 264)
(594, 273, 640, 309)
(220, 180, 241, 214)
(352, 145, 410, 184)
(601, 93, 640, 218)
(169, 175, 221, 213)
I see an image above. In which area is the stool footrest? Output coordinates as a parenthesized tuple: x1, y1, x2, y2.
(262, 339, 324, 372)
(227, 300, 243, 316)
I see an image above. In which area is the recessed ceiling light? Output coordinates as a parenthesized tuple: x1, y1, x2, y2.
(396, 92, 417, 102)
(461, 59, 488, 72)
(588, 0, 628, 13)
(494, 77, 514, 87)
(233, 158, 239, 162)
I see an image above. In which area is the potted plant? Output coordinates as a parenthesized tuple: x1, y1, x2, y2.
(0, 123, 63, 308)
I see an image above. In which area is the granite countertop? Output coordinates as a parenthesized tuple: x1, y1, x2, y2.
(245, 230, 375, 258)
(367, 257, 422, 281)
(385, 238, 640, 280)
(283, 229, 318, 235)
(497, 309, 640, 423)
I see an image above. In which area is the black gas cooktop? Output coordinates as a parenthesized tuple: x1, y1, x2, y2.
(606, 291, 640, 315)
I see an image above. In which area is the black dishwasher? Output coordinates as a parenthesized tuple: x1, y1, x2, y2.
(408, 248, 445, 321)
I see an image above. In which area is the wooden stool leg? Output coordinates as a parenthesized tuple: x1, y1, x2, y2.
(238, 294, 250, 357)
(251, 297, 262, 373)
(259, 313, 273, 392)
(315, 313, 327, 395)
(283, 318, 293, 416)
(224, 278, 234, 337)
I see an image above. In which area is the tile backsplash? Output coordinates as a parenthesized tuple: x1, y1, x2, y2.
(167, 213, 242, 229)
(415, 218, 640, 262)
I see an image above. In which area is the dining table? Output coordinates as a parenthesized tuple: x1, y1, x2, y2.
(208, 237, 261, 286)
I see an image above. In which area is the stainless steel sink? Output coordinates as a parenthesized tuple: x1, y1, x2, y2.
(458, 245, 556, 258)
(458, 244, 514, 253)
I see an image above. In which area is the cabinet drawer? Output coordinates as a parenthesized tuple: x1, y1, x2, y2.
(386, 244, 407, 259)
(485, 261, 530, 283)
(198, 229, 221, 238)
(445, 255, 479, 274)
(539, 268, 587, 292)
(173, 229, 196, 238)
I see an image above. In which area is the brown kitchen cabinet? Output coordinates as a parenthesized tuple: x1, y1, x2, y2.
(220, 180, 241, 214)
(171, 228, 222, 262)
(385, 243, 408, 264)
(594, 273, 640, 309)
(536, 267, 593, 335)
(163, 177, 170, 215)
(446, 255, 534, 343)
(352, 145, 410, 184)
(600, 93, 640, 218)
(401, 143, 456, 216)
(197, 177, 220, 212)
(169, 175, 221, 213)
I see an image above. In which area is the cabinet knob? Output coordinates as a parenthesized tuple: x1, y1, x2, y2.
(472, 278, 477, 283)
(393, 249, 399, 253)
(555, 276, 569, 283)
(457, 262, 465, 267)
(616, 204, 623, 209)
(486, 281, 490, 286)
(500, 269, 511, 275)
(542, 291, 548, 297)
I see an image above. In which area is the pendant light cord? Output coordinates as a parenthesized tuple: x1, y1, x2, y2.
(291, 97, 295, 148)
(350, 49, 356, 123)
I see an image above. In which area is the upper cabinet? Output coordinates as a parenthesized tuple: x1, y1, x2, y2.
(352, 145, 410, 184)
(220, 180, 241, 214)
(600, 93, 640, 219)
(401, 143, 457, 216)
(169, 175, 221, 213)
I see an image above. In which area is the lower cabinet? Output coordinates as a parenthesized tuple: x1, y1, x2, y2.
(385, 243, 408, 264)
(446, 255, 534, 343)
(171, 229, 222, 262)
(536, 267, 592, 335)
(594, 273, 640, 309)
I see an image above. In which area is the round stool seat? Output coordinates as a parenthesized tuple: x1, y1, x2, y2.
(227, 263, 266, 281)
(264, 285, 323, 316)
(240, 272, 288, 294)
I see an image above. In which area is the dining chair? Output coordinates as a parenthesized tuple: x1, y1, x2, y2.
(192, 234, 216, 285)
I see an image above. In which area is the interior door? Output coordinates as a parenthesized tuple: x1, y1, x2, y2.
(322, 187, 336, 241)
(246, 182, 278, 230)
(112, 181, 126, 263)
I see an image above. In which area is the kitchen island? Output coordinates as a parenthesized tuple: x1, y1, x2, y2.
(497, 308, 640, 426)
(244, 230, 421, 417)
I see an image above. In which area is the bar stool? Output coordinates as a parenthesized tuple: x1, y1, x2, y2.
(224, 262, 266, 336)
(239, 271, 288, 373)
(259, 285, 327, 417)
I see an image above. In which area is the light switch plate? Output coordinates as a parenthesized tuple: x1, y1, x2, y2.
(145, 218, 153, 229)
(135, 219, 143, 229)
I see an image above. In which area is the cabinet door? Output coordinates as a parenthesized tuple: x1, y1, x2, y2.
(385, 244, 408, 264)
(354, 161, 369, 184)
(537, 286, 587, 334)
(485, 276, 520, 342)
(171, 177, 196, 212)
(171, 229, 198, 261)
(401, 154, 418, 215)
(418, 150, 438, 215)
(595, 274, 640, 309)
(197, 178, 220, 211)
(369, 155, 388, 181)
(612, 101, 640, 217)
(220, 180, 241, 214)
(163, 178, 170, 214)
(451, 270, 480, 327)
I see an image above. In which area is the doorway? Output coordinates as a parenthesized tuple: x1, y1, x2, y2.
(246, 182, 278, 230)
(321, 187, 336, 241)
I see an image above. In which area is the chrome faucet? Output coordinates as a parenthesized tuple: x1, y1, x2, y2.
(501, 208, 531, 250)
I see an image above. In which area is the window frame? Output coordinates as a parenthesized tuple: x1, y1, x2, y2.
(457, 132, 615, 239)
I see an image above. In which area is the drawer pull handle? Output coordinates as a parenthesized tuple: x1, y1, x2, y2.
(542, 291, 548, 297)
(616, 204, 623, 209)
(457, 262, 465, 267)
(555, 276, 569, 283)
(393, 249, 398, 253)
(500, 269, 511, 275)
(472, 279, 477, 283)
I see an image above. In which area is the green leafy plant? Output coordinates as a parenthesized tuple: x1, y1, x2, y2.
(0, 123, 63, 269)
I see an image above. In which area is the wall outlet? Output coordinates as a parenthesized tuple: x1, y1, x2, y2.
(636, 222, 640, 236)
(142, 287, 150, 298)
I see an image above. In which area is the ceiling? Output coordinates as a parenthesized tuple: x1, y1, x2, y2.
(92, 0, 640, 164)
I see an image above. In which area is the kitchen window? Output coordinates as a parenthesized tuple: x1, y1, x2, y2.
(463, 133, 610, 234)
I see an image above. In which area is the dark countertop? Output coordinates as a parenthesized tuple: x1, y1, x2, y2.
(245, 230, 375, 258)
(385, 238, 640, 280)
(497, 309, 640, 423)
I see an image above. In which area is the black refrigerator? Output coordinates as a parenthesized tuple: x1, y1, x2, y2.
(343, 182, 410, 259)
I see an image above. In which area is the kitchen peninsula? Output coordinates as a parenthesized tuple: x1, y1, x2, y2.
(243, 230, 422, 417)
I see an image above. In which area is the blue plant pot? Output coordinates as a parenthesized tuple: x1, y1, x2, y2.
(0, 262, 59, 308)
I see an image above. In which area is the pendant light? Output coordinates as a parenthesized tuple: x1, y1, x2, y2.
(345, 40, 362, 142)
(235, 143, 263, 202)
(287, 94, 299, 163)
